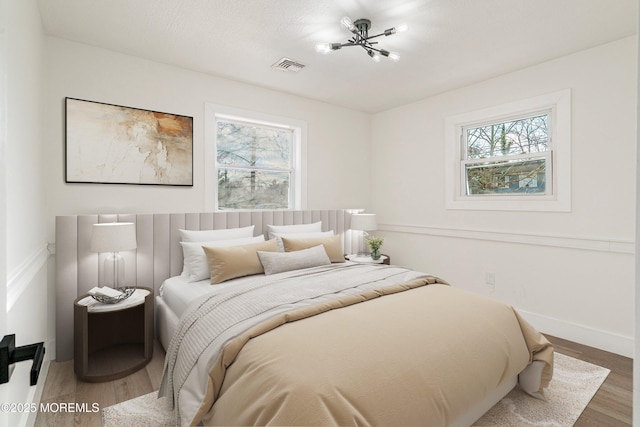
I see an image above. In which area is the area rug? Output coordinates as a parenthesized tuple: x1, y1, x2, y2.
(102, 353, 609, 427)
(473, 352, 610, 426)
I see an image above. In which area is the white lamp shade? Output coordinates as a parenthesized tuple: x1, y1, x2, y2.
(350, 213, 378, 231)
(90, 222, 137, 253)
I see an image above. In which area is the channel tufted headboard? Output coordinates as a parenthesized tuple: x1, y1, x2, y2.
(55, 210, 357, 361)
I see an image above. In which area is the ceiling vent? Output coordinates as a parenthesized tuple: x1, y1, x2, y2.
(271, 57, 306, 73)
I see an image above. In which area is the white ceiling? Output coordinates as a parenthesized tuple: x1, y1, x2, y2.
(36, 0, 638, 113)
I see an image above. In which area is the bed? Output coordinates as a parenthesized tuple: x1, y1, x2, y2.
(54, 210, 553, 426)
(155, 221, 553, 426)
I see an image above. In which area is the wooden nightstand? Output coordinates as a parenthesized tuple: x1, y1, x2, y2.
(74, 287, 153, 382)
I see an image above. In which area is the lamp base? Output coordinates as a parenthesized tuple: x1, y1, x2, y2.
(101, 252, 126, 288)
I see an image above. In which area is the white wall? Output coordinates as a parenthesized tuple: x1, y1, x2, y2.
(42, 37, 372, 244)
(634, 16, 640, 425)
(0, 0, 7, 346)
(1, 0, 50, 425)
(371, 37, 637, 356)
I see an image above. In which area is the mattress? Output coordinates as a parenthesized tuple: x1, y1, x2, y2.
(159, 275, 234, 320)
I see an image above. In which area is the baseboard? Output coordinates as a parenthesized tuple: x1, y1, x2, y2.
(516, 309, 633, 358)
(21, 359, 50, 427)
(46, 338, 56, 362)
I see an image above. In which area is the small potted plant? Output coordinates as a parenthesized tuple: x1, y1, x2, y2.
(366, 236, 384, 261)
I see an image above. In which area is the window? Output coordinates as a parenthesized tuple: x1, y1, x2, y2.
(462, 111, 551, 196)
(205, 104, 306, 211)
(445, 90, 571, 212)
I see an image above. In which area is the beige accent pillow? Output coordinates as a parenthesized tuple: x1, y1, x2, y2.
(281, 235, 345, 263)
(180, 235, 265, 282)
(204, 239, 279, 284)
(271, 230, 334, 252)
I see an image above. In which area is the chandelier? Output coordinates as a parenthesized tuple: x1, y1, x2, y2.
(316, 16, 408, 62)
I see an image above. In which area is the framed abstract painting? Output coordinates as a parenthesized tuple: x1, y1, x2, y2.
(65, 97, 193, 186)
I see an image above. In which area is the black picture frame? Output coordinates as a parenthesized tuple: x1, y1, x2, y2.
(65, 97, 194, 186)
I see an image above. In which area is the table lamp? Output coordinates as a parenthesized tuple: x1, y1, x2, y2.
(90, 222, 137, 289)
(350, 213, 377, 255)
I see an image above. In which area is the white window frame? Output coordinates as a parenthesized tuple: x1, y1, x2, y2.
(205, 103, 307, 211)
(445, 89, 571, 212)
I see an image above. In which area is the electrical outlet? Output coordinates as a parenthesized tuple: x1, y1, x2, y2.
(485, 272, 495, 286)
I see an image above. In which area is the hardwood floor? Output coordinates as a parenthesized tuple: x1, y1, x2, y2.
(35, 335, 632, 426)
(547, 335, 633, 426)
(34, 341, 165, 427)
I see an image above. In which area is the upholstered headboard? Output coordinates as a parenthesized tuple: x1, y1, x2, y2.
(55, 210, 357, 360)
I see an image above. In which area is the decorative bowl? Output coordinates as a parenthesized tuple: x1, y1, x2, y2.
(91, 287, 135, 304)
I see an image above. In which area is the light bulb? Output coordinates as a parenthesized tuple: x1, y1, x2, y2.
(315, 43, 331, 54)
(388, 52, 400, 62)
(395, 23, 409, 33)
(341, 16, 356, 32)
(368, 50, 381, 62)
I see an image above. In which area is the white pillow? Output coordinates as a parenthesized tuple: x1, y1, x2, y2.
(257, 245, 331, 275)
(181, 235, 265, 282)
(271, 230, 334, 252)
(179, 225, 255, 242)
(266, 222, 322, 240)
(179, 226, 255, 275)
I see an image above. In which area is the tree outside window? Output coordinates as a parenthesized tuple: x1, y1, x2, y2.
(216, 119, 295, 209)
(462, 112, 551, 196)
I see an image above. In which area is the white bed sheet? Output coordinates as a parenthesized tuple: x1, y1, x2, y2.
(159, 275, 233, 319)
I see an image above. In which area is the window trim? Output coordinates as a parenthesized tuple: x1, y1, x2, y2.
(205, 104, 307, 211)
(445, 89, 571, 212)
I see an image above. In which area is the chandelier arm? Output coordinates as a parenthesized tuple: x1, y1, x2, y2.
(358, 41, 378, 51)
(351, 39, 375, 48)
(363, 32, 388, 41)
(365, 45, 385, 54)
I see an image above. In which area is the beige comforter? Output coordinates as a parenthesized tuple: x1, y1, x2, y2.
(161, 264, 553, 426)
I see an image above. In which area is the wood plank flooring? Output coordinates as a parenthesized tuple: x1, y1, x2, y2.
(547, 335, 633, 426)
(35, 340, 165, 427)
(34, 335, 632, 426)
